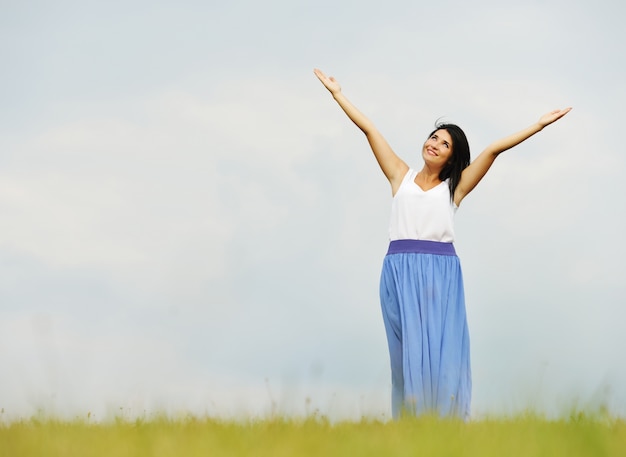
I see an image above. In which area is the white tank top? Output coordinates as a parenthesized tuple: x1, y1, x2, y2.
(388, 169, 457, 242)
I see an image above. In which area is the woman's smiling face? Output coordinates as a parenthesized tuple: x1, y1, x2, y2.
(422, 129, 453, 167)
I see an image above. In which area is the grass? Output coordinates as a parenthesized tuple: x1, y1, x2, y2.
(1, 411, 626, 456)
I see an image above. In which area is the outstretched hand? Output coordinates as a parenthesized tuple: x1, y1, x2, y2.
(314, 68, 341, 95)
(539, 107, 572, 128)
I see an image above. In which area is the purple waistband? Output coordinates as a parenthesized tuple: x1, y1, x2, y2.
(386, 239, 456, 256)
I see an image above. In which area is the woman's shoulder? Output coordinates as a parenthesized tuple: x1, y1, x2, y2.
(403, 168, 417, 181)
(397, 168, 417, 188)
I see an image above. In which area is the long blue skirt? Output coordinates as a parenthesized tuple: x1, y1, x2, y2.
(379, 239, 471, 420)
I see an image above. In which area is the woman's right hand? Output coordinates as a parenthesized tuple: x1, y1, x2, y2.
(314, 68, 341, 95)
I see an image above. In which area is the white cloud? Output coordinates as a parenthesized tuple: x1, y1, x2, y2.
(1, 0, 626, 421)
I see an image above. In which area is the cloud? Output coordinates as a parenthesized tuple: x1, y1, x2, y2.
(1, 0, 626, 421)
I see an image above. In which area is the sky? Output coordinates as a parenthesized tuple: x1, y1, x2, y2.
(1, 0, 625, 421)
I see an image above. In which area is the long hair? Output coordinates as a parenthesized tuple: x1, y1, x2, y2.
(427, 122, 471, 201)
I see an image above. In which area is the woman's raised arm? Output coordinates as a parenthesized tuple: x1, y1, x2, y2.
(453, 107, 572, 206)
(314, 69, 408, 193)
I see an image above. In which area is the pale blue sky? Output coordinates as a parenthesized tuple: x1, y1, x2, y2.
(1, 0, 625, 420)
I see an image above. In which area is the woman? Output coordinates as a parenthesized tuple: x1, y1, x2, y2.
(313, 68, 571, 420)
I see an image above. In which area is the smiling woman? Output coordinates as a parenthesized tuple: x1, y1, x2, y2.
(313, 68, 571, 420)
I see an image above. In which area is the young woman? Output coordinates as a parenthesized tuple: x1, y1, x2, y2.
(314, 68, 571, 420)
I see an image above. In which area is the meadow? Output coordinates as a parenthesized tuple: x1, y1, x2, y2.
(1, 411, 625, 457)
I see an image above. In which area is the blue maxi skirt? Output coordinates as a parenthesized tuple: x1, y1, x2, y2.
(379, 239, 471, 419)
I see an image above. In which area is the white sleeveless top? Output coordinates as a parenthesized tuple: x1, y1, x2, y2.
(388, 169, 457, 242)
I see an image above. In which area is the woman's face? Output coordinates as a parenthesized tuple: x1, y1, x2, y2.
(422, 129, 453, 167)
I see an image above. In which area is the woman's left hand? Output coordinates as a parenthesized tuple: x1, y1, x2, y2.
(538, 107, 572, 128)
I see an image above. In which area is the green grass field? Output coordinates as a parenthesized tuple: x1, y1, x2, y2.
(2, 411, 625, 457)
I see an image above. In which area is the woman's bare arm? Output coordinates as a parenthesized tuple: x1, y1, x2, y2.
(314, 69, 408, 194)
(453, 107, 572, 206)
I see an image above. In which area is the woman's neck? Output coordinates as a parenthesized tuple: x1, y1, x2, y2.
(414, 166, 443, 191)
(417, 165, 442, 183)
